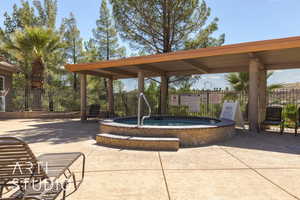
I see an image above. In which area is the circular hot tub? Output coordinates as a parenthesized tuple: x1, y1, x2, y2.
(100, 116, 235, 147)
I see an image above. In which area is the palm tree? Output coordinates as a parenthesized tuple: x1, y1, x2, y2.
(0, 26, 63, 110)
(226, 71, 282, 93)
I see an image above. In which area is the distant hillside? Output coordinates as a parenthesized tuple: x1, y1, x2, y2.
(281, 82, 300, 89)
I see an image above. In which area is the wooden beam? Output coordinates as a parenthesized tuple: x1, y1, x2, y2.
(138, 71, 145, 115)
(138, 71, 145, 93)
(248, 59, 260, 132)
(81, 70, 112, 78)
(249, 54, 267, 125)
(209, 66, 248, 73)
(248, 53, 265, 70)
(104, 68, 137, 77)
(107, 78, 114, 116)
(94, 69, 121, 76)
(182, 60, 209, 73)
(80, 74, 87, 121)
(65, 36, 300, 72)
(248, 52, 257, 59)
(160, 75, 168, 114)
(0, 62, 20, 73)
(138, 64, 165, 74)
(267, 62, 300, 70)
(166, 66, 248, 76)
(259, 69, 267, 125)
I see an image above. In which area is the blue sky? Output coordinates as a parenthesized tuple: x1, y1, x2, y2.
(1, 0, 300, 90)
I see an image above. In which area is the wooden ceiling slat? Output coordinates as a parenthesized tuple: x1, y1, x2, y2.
(138, 64, 166, 74)
(104, 68, 137, 76)
(80, 70, 113, 78)
(182, 59, 209, 73)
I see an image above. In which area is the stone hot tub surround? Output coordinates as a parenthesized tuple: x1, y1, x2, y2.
(98, 116, 235, 148)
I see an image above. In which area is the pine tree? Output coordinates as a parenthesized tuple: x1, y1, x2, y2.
(90, 0, 126, 108)
(111, 0, 224, 94)
(83, 39, 99, 62)
(92, 0, 125, 60)
(110, 0, 224, 54)
(33, 0, 58, 29)
(61, 12, 83, 91)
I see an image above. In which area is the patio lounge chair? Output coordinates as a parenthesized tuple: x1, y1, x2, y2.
(87, 104, 101, 119)
(0, 137, 85, 200)
(261, 106, 284, 134)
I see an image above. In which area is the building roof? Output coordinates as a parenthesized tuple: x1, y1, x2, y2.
(65, 36, 300, 79)
(0, 58, 20, 73)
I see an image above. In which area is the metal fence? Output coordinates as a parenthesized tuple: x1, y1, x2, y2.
(10, 87, 81, 112)
(167, 90, 248, 118)
(10, 87, 300, 118)
(113, 90, 246, 118)
(114, 89, 300, 119)
(268, 89, 300, 106)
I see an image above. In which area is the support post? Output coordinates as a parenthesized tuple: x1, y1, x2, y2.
(138, 71, 144, 115)
(259, 69, 267, 125)
(160, 75, 168, 114)
(248, 59, 260, 132)
(5, 74, 12, 112)
(107, 78, 114, 117)
(80, 74, 87, 121)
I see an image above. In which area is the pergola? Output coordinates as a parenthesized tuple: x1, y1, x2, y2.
(65, 36, 300, 132)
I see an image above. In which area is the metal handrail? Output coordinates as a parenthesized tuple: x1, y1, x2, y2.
(137, 93, 151, 126)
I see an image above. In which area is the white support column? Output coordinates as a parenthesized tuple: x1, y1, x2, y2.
(80, 74, 87, 121)
(248, 59, 260, 132)
(107, 78, 114, 116)
(138, 71, 145, 115)
(160, 75, 168, 114)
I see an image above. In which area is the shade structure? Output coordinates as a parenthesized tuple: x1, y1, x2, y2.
(65, 36, 300, 79)
(65, 36, 300, 132)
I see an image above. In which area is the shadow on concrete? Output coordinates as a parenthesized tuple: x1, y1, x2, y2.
(2, 119, 300, 155)
(218, 131, 300, 155)
(2, 119, 99, 145)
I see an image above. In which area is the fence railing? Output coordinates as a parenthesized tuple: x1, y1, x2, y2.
(167, 90, 248, 118)
(10, 88, 300, 118)
(10, 87, 81, 112)
(114, 89, 300, 119)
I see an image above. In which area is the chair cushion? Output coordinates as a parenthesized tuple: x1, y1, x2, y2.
(262, 120, 281, 125)
(265, 107, 282, 121)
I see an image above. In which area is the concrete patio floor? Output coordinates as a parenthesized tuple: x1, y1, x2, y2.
(1, 118, 300, 200)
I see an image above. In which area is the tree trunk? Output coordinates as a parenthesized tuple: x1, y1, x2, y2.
(161, 0, 172, 113)
(32, 88, 42, 111)
(48, 91, 54, 111)
(104, 78, 108, 101)
(121, 92, 129, 115)
(31, 58, 44, 111)
(24, 79, 30, 111)
(72, 38, 78, 91)
(73, 73, 77, 91)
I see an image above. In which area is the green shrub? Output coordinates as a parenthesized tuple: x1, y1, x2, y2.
(168, 105, 189, 116)
(284, 104, 298, 127)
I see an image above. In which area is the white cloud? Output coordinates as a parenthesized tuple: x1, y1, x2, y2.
(202, 76, 221, 80)
(273, 70, 284, 73)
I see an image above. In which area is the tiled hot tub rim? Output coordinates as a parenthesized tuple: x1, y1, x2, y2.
(100, 115, 235, 130)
